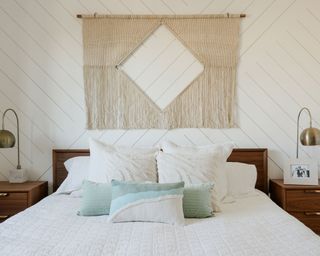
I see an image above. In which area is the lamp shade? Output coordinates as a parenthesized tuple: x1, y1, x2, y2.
(300, 127, 320, 146)
(0, 129, 16, 148)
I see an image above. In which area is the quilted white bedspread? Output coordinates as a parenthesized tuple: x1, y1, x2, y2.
(0, 191, 319, 256)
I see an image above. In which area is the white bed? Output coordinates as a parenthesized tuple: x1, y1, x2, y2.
(1, 148, 319, 255)
(0, 190, 319, 256)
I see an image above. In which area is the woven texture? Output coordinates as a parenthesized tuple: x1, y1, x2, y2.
(82, 16, 241, 129)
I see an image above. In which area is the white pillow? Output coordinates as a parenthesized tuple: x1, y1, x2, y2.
(225, 162, 257, 197)
(55, 156, 90, 194)
(156, 152, 227, 211)
(160, 141, 234, 161)
(88, 139, 158, 183)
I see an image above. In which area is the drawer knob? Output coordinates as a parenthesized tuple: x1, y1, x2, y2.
(0, 215, 8, 219)
(304, 190, 320, 194)
(305, 212, 320, 216)
(0, 193, 8, 197)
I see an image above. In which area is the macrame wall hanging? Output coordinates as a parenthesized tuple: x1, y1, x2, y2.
(80, 14, 242, 129)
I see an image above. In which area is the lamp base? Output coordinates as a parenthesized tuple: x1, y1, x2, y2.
(9, 168, 28, 183)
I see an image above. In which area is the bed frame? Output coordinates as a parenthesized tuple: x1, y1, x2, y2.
(52, 148, 268, 193)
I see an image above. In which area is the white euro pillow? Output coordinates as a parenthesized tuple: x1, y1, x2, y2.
(225, 162, 257, 197)
(55, 156, 90, 194)
(88, 139, 158, 183)
(156, 151, 227, 211)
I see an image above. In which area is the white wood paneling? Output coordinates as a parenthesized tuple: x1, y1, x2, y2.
(0, 0, 319, 189)
(120, 25, 204, 110)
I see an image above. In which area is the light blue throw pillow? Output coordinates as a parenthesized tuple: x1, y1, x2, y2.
(183, 183, 214, 218)
(78, 180, 112, 216)
(109, 180, 185, 225)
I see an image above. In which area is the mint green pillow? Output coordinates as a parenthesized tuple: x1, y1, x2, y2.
(78, 180, 112, 216)
(183, 183, 214, 218)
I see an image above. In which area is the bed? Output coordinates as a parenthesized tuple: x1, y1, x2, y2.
(0, 148, 319, 256)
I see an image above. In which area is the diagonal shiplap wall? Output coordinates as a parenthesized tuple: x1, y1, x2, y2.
(0, 0, 319, 189)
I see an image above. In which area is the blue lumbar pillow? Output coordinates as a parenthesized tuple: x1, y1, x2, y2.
(109, 180, 185, 225)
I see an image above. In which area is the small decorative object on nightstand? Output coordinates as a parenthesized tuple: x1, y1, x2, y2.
(270, 179, 320, 235)
(0, 181, 48, 223)
(284, 158, 318, 185)
(0, 108, 27, 183)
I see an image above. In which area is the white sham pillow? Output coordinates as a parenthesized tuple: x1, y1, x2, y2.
(156, 151, 227, 211)
(55, 156, 90, 194)
(88, 139, 158, 183)
(225, 162, 257, 197)
(160, 141, 234, 162)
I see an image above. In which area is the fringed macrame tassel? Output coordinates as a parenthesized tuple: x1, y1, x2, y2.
(82, 16, 241, 129)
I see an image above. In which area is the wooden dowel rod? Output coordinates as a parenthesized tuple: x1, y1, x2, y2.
(76, 14, 246, 19)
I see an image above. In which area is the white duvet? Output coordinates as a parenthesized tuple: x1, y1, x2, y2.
(0, 191, 319, 256)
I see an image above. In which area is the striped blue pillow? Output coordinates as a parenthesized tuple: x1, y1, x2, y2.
(109, 180, 185, 225)
(183, 183, 214, 218)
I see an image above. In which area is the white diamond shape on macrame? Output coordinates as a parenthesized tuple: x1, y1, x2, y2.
(118, 25, 204, 111)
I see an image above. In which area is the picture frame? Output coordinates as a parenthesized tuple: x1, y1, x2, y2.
(284, 158, 319, 185)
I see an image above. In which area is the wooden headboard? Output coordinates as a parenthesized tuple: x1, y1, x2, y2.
(52, 148, 268, 193)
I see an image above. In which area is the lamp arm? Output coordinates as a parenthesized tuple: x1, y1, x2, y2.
(2, 109, 21, 169)
(296, 107, 312, 158)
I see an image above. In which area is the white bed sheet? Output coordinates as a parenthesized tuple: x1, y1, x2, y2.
(0, 190, 319, 256)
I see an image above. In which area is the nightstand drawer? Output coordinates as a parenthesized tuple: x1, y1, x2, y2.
(270, 180, 320, 235)
(0, 192, 28, 201)
(0, 182, 48, 223)
(290, 212, 320, 235)
(286, 190, 320, 211)
(0, 192, 28, 216)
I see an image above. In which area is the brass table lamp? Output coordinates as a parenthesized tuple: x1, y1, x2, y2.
(296, 107, 320, 158)
(0, 108, 27, 182)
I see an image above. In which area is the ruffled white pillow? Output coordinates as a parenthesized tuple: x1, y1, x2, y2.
(88, 139, 158, 183)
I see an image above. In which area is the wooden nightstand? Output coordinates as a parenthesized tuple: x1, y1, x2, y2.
(0, 181, 48, 223)
(270, 179, 320, 235)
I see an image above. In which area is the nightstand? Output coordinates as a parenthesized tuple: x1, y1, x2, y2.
(270, 179, 320, 235)
(0, 181, 48, 223)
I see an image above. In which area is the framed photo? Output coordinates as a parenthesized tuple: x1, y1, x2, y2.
(284, 158, 319, 185)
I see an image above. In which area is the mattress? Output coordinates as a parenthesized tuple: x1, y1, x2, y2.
(0, 190, 319, 256)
